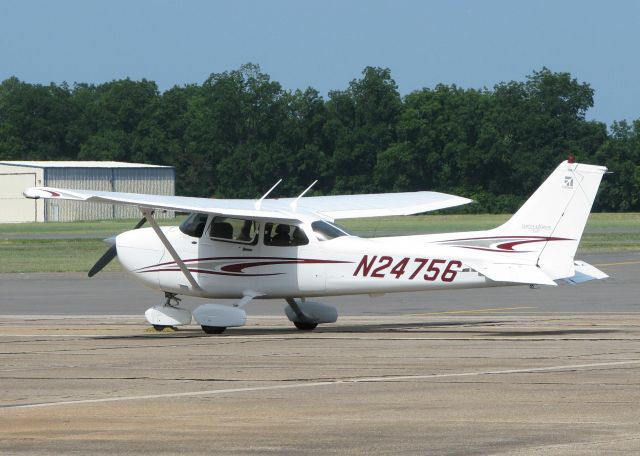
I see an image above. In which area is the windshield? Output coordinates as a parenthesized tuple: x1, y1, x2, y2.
(311, 220, 351, 241)
(179, 213, 208, 238)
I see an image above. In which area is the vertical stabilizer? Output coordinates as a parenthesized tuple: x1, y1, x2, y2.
(491, 160, 607, 279)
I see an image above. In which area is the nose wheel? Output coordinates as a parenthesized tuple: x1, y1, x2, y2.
(154, 293, 180, 331)
(145, 293, 193, 330)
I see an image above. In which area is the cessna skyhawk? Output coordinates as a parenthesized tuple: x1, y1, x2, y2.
(24, 159, 608, 333)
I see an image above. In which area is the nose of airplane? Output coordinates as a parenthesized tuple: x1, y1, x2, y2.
(116, 227, 165, 273)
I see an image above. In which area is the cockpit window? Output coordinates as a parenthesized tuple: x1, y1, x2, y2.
(311, 220, 350, 241)
(179, 213, 208, 238)
(209, 216, 258, 244)
(264, 223, 309, 246)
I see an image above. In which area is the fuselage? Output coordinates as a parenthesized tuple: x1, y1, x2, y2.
(115, 215, 498, 300)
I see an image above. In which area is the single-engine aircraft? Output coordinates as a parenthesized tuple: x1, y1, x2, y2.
(23, 159, 608, 334)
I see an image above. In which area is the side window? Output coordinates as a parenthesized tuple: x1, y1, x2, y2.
(209, 217, 258, 244)
(264, 223, 309, 247)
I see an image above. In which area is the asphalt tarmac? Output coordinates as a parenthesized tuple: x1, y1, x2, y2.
(2, 252, 639, 316)
(0, 251, 639, 455)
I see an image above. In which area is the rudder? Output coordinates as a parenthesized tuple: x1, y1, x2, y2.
(492, 160, 607, 279)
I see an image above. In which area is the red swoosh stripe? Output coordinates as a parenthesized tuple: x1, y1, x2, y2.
(135, 257, 352, 276)
(438, 236, 573, 253)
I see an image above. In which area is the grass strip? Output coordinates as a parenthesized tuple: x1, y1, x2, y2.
(1, 213, 639, 273)
(0, 239, 123, 273)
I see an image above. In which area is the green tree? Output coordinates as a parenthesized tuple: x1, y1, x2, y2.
(327, 67, 402, 193)
(491, 68, 607, 197)
(0, 77, 76, 160)
(180, 64, 290, 198)
(593, 120, 640, 211)
(77, 78, 162, 162)
(0, 66, 632, 212)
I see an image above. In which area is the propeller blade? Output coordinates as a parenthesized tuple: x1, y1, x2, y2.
(87, 216, 148, 277)
(88, 244, 117, 277)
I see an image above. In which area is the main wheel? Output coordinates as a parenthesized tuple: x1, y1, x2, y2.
(294, 321, 318, 331)
(153, 325, 169, 331)
(202, 325, 226, 334)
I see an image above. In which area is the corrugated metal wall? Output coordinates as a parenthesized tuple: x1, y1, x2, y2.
(44, 167, 175, 221)
(113, 168, 175, 219)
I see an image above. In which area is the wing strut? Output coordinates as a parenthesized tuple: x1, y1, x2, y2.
(139, 207, 202, 293)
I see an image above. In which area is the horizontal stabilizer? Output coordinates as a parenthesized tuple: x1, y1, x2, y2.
(469, 262, 557, 286)
(561, 260, 609, 285)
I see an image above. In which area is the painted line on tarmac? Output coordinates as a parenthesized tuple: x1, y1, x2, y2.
(408, 306, 537, 315)
(0, 334, 116, 337)
(4, 359, 639, 410)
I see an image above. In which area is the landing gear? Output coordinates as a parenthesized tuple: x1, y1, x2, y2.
(201, 325, 227, 334)
(284, 298, 338, 331)
(192, 303, 247, 334)
(165, 292, 181, 307)
(293, 321, 318, 331)
(144, 292, 193, 330)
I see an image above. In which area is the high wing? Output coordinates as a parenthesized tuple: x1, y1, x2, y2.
(280, 192, 472, 219)
(23, 187, 472, 222)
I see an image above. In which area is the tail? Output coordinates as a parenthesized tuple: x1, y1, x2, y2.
(489, 159, 607, 279)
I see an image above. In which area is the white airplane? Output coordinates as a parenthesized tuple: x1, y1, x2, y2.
(23, 159, 608, 334)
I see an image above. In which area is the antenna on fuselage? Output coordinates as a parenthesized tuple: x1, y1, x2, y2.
(255, 179, 282, 210)
(290, 180, 318, 211)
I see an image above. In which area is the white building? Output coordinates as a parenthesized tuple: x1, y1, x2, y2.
(0, 161, 175, 222)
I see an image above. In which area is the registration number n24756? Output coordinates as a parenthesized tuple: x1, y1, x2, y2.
(353, 255, 462, 282)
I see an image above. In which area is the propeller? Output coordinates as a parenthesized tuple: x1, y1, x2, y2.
(88, 216, 148, 277)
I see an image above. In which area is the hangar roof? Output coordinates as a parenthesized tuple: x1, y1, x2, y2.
(0, 161, 172, 169)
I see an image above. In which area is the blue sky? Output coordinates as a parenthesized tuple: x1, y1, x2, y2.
(1, 0, 638, 125)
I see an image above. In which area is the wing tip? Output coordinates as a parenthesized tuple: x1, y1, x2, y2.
(23, 187, 48, 199)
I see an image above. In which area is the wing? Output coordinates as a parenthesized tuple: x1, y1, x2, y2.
(23, 187, 472, 222)
(23, 187, 289, 221)
(279, 192, 473, 220)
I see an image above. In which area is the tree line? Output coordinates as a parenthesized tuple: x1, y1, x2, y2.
(1, 64, 639, 212)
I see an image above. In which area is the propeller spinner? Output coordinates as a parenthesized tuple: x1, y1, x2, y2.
(88, 216, 148, 277)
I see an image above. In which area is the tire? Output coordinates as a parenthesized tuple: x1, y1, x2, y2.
(153, 325, 169, 331)
(294, 321, 318, 331)
(202, 325, 226, 334)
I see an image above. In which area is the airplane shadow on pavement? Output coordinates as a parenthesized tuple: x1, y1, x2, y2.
(90, 320, 621, 340)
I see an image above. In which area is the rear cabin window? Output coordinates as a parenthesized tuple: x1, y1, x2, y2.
(263, 223, 309, 247)
(179, 213, 208, 238)
(209, 216, 258, 244)
(311, 220, 350, 241)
